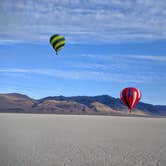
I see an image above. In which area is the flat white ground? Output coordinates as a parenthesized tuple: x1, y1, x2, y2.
(0, 113, 166, 166)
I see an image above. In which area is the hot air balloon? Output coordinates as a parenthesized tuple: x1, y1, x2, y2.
(120, 87, 141, 112)
(50, 34, 66, 55)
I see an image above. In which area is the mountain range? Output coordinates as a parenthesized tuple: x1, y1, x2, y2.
(0, 93, 166, 117)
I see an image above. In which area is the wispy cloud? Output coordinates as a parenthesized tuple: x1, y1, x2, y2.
(80, 54, 166, 62)
(0, 68, 165, 83)
(123, 55, 166, 61)
(0, 0, 166, 44)
(72, 62, 107, 70)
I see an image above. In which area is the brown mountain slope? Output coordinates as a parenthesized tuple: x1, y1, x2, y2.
(0, 93, 158, 116)
(0, 93, 36, 113)
(90, 102, 123, 115)
(34, 100, 91, 114)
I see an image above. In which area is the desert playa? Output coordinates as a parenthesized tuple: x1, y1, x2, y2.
(0, 113, 166, 166)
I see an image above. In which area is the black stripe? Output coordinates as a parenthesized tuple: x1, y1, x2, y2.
(50, 34, 60, 43)
(52, 38, 65, 48)
(55, 43, 65, 51)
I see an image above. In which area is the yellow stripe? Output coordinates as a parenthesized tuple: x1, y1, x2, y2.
(50, 36, 64, 45)
(57, 46, 64, 52)
(54, 41, 66, 50)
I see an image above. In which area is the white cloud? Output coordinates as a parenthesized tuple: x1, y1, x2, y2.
(72, 62, 107, 70)
(0, 0, 166, 44)
(80, 54, 166, 62)
(124, 55, 166, 61)
(0, 68, 165, 83)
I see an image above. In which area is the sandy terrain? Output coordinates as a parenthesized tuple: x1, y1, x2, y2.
(0, 113, 166, 166)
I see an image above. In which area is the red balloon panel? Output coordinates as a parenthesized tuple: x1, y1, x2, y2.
(120, 87, 141, 112)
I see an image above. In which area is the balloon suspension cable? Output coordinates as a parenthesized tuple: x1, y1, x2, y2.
(56, 51, 58, 55)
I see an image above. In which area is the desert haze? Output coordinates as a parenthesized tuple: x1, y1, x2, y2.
(0, 113, 166, 166)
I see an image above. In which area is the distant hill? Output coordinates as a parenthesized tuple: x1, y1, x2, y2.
(0, 93, 166, 116)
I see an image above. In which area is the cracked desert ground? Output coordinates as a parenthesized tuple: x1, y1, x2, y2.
(0, 113, 166, 166)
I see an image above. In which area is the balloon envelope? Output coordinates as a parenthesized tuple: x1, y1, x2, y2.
(50, 34, 66, 54)
(120, 87, 141, 112)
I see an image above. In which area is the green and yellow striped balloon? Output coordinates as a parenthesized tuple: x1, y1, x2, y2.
(50, 34, 66, 55)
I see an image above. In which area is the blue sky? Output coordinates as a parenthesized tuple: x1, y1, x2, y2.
(0, 0, 166, 105)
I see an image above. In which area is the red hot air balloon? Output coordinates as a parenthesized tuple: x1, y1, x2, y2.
(120, 87, 142, 112)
